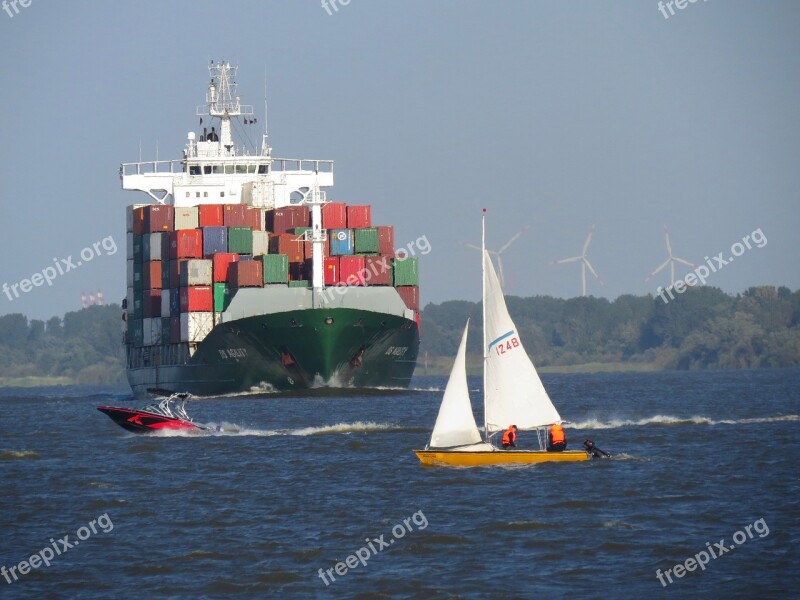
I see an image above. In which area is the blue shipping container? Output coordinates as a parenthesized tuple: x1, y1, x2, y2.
(330, 229, 354, 256)
(203, 226, 228, 256)
(169, 288, 180, 316)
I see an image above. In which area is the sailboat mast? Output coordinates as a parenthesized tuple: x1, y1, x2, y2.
(482, 208, 488, 442)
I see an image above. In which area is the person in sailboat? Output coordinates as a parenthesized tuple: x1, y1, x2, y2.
(547, 422, 566, 452)
(501, 425, 518, 449)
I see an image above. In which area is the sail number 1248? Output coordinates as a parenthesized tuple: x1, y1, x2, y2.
(495, 337, 520, 355)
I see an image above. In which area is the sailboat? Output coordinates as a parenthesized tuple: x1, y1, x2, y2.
(414, 214, 592, 466)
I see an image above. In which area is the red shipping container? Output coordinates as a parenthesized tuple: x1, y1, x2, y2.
(396, 286, 420, 311)
(199, 204, 225, 227)
(340, 255, 366, 286)
(213, 253, 240, 283)
(303, 235, 330, 262)
(223, 204, 249, 227)
(145, 205, 175, 233)
(230, 261, 263, 288)
(132, 206, 146, 235)
(143, 289, 162, 317)
(170, 229, 203, 259)
(377, 226, 394, 256)
(322, 202, 347, 229)
(143, 261, 163, 290)
(245, 208, 263, 230)
(170, 259, 190, 288)
(270, 206, 310, 233)
(323, 256, 339, 285)
(180, 286, 213, 312)
(364, 256, 392, 286)
(170, 315, 181, 343)
(269, 234, 305, 262)
(346, 205, 371, 229)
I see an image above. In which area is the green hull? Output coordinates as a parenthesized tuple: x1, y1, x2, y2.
(126, 308, 419, 398)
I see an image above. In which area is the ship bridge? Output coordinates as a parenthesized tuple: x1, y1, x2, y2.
(119, 61, 333, 208)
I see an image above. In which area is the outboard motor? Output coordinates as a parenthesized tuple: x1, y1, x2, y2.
(584, 439, 611, 459)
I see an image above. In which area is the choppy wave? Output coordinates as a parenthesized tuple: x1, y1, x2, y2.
(147, 421, 401, 438)
(0, 449, 40, 460)
(289, 421, 395, 435)
(567, 414, 800, 430)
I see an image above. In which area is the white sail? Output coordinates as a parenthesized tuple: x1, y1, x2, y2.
(428, 321, 484, 448)
(482, 251, 561, 433)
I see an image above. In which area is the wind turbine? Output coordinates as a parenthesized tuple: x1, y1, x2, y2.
(550, 225, 603, 297)
(645, 226, 696, 287)
(463, 225, 530, 289)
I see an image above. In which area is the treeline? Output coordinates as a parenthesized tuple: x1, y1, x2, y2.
(419, 286, 800, 370)
(0, 305, 126, 384)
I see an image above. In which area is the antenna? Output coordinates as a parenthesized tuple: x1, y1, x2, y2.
(550, 225, 603, 297)
(645, 225, 696, 287)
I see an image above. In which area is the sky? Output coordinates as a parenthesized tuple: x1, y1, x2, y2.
(0, 0, 798, 321)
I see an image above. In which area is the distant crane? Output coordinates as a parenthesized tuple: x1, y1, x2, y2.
(550, 225, 603, 297)
(645, 226, 696, 287)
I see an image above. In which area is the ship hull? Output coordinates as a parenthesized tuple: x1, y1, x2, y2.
(126, 307, 419, 398)
(414, 449, 590, 466)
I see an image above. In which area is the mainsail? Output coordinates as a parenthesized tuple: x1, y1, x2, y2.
(428, 321, 483, 448)
(482, 250, 561, 433)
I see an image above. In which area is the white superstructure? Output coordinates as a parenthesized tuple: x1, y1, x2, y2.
(120, 61, 333, 304)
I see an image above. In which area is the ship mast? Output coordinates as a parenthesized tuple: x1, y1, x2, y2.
(197, 61, 254, 155)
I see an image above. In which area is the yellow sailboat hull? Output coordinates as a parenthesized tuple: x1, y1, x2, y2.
(414, 449, 590, 466)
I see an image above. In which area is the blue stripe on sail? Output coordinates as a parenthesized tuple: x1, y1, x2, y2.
(488, 330, 514, 351)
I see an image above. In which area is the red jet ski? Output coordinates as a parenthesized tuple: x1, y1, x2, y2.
(97, 393, 206, 434)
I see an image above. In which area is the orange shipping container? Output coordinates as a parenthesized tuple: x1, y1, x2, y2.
(223, 204, 249, 227)
(213, 253, 240, 283)
(269, 234, 304, 262)
(143, 261, 162, 290)
(395, 286, 420, 311)
(323, 256, 339, 285)
(199, 204, 224, 227)
(132, 206, 146, 235)
(346, 205, 371, 229)
(303, 235, 330, 261)
(170, 230, 203, 259)
(377, 226, 394, 256)
(180, 286, 213, 312)
(322, 202, 347, 229)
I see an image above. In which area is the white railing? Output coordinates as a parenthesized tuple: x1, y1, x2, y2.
(121, 157, 334, 177)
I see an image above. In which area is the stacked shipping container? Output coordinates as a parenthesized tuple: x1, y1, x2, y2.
(125, 201, 420, 349)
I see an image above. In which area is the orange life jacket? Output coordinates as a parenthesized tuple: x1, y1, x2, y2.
(502, 427, 516, 445)
(549, 424, 565, 445)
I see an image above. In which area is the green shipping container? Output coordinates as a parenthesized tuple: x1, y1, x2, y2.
(292, 227, 311, 236)
(228, 227, 254, 254)
(161, 259, 171, 289)
(127, 318, 143, 347)
(133, 262, 144, 294)
(160, 318, 171, 342)
(214, 283, 232, 312)
(262, 254, 289, 283)
(133, 235, 144, 263)
(288, 279, 310, 288)
(354, 227, 379, 254)
(393, 256, 419, 286)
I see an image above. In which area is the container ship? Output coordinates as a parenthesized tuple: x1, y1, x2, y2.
(120, 62, 420, 398)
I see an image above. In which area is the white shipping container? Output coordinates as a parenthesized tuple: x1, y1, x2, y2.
(180, 312, 213, 343)
(127, 259, 134, 288)
(150, 318, 163, 345)
(180, 259, 213, 286)
(142, 317, 154, 345)
(175, 206, 199, 230)
(161, 290, 171, 317)
(147, 232, 165, 261)
(252, 230, 269, 256)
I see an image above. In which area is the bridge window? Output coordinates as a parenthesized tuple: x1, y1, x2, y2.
(248, 165, 257, 173)
(258, 164, 268, 174)
(189, 165, 200, 175)
(212, 165, 222, 174)
(220, 191, 225, 197)
(236, 165, 248, 174)
(204, 165, 212, 175)
(225, 165, 234, 174)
